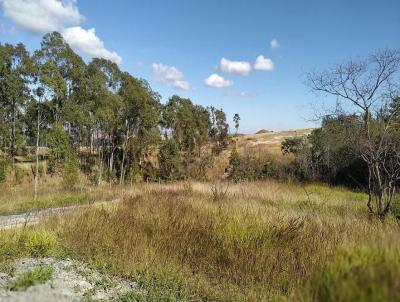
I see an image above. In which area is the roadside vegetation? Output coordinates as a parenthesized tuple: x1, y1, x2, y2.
(1, 181, 400, 301)
(9, 265, 54, 291)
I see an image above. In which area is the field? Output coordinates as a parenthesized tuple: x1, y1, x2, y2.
(0, 130, 400, 301)
(1, 180, 400, 301)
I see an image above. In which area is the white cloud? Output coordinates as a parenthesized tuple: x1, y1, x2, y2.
(223, 90, 261, 98)
(204, 74, 233, 88)
(152, 63, 190, 90)
(270, 38, 279, 49)
(219, 58, 251, 76)
(1, 0, 122, 64)
(254, 55, 274, 71)
(62, 27, 122, 64)
(1, 0, 83, 34)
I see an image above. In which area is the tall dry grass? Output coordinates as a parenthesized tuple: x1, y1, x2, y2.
(42, 180, 400, 301)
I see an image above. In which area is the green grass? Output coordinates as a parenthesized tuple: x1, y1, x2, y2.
(0, 176, 119, 215)
(0, 192, 93, 215)
(0, 228, 59, 273)
(10, 265, 54, 290)
(305, 246, 400, 302)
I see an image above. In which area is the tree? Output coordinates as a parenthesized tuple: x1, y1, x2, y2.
(233, 113, 240, 135)
(33, 87, 44, 200)
(209, 107, 230, 154)
(0, 43, 32, 176)
(307, 48, 400, 217)
(159, 139, 183, 181)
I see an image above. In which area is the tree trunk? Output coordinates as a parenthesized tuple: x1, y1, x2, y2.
(34, 108, 40, 200)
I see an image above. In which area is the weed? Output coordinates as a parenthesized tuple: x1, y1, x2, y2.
(10, 265, 53, 290)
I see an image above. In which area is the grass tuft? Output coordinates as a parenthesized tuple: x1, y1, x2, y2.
(10, 265, 54, 291)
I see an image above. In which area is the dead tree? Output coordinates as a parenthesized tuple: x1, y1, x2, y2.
(307, 49, 400, 217)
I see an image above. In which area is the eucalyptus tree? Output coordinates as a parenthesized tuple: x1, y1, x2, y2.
(233, 113, 240, 135)
(0, 43, 32, 171)
(209, 107, 230, 154)
(118, 73, 161, 183)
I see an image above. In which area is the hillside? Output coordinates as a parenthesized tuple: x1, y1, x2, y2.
(209, 128, 313, 179)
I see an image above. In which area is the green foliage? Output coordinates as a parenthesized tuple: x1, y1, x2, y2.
(305, 246, 400, 302)
(47, 126, 71, 174)
(13, 165, 25, 184)
(0, 155, 10, 182)
(233, 113, 240, 135)
(10, 265, 54, 291)
(0, 228, 58, 263)
(1, 33, 234, 187)
(62, 148, 79, 188)
(228, 147, 242, 182)
(22, 229, 58, 257)
(227, 147, 291, 182)
(159, 139, 183, 181)
(283, 115, 369, 187)
(281, 137, 305, 155)
(209, 107, 230, 154)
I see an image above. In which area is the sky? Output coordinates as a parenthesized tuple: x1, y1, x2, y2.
(1, 0, 399, 133)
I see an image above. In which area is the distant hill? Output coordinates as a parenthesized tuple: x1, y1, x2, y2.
(255, 129, 273, 134)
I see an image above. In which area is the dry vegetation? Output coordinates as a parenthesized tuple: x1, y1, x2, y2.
(208, 129, 313, 179)
(1, 181, 398, 301)
(0, 175, 120, 215)
(1, 129, 400, 301)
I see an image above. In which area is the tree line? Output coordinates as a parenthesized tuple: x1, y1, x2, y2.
(0, 32, 234, 194)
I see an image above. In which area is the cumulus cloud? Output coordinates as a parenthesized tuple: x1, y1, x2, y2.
(254, 55, 274, 71)
(1, 0, 122, 64)
(152, 63, 190, 90)
(219, 58, 251, 76)
(1, 0, 83, 34)
(62, 27, 122, 64)
(270, 38, 279, 49)
(204, 74, 233, 88)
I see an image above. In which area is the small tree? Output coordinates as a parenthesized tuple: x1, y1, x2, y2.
(233, 113, 240, 136)
(228, 147, 242, 182)
(307, 48, 400, 217)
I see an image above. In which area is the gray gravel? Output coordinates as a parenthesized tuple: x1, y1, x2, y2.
(0, 257, 136, 302)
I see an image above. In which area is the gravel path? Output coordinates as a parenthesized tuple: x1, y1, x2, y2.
(0, 198, 120, 230)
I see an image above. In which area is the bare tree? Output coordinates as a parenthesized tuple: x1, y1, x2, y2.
(307, 49, 400, 217)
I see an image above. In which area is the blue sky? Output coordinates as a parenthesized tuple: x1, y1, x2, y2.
(1, 0, 399, 133)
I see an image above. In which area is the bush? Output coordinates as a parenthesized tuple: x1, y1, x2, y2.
(304, 246, 400, 302)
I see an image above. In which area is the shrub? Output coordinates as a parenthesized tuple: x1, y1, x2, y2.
(304, 246, 400, 302)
